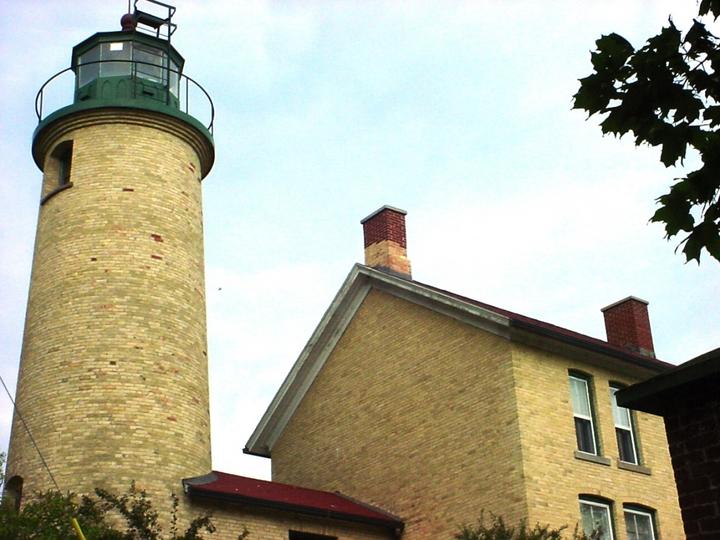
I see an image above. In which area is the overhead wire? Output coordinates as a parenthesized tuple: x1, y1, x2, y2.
(0, 373, 88, 539)
(0, 373, 60, 492)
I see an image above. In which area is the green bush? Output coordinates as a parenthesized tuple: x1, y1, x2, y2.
(0, 482, 219, 540)
(456, 512, 590, 540)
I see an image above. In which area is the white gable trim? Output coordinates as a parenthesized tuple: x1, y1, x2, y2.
(265, 279, 372, 451)
(244, 264, 511, 457)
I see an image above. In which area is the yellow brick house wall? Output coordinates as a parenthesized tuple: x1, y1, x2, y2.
(511, 343, 684, 539)
(187, 499, 396, 540)
(272, 288, 684, 540)
(6, 109, 213, 519)
(272, 289, 527, 540)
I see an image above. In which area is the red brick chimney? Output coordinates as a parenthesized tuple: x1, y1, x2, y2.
(361, 206, 411, 279)
(601, 296, 655, 358)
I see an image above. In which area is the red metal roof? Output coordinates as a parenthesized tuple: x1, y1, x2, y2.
(183, 471, 403, 530)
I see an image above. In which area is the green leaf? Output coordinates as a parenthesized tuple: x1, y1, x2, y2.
(684, 166, 719, 202)
(646, 22, 682, 57)
(592, 33, 635, 73)
(573, 74, 614, 115)
(680, 219, 720, 263)
(699, 0, 720, 19)
(652, 184, 695, 235)
(660, 126, 688, 166)
(682, 228, 704, 262)
(600, 108, 630, 135)
(673, 90, 704, 123)
(684, 20, 715, 58)
(686, 69, 720, 101)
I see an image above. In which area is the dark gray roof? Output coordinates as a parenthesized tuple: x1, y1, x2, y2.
(617, 347, 720, 415)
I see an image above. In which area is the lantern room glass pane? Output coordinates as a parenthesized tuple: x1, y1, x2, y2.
(78, 45, 100, 86)
(100, 41, 131, 77)
(134, 43, 166, 84)
(169, 60, 179, 96)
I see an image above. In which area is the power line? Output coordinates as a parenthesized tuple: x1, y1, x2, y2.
(0, 374, 61, 492)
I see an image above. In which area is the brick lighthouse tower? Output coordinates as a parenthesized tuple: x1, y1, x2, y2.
(5, 1, 214, 513)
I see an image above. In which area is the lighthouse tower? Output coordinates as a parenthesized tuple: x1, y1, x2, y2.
(6, 2, 214, 511)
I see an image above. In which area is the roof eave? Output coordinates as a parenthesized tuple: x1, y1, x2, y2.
(183, 483, 404, 531)
(509, 319, 673, 379)
(617, 347, 720, 415)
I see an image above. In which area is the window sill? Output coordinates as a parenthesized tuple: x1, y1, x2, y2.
(40, 182, 73, 206)
(574, 451, 611, 466)
(618, 461, 652, 475)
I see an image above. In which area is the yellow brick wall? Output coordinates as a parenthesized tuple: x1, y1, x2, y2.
(272, 289, 527, 539)
(187, 498, 395, 540)
(6, 109, 213, 519)
(511, 342, 684, 539)
(364, 240, 411, 276)
(271, 288, 684, 539)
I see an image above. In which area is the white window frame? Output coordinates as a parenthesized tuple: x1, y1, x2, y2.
(570, 375, 598, 455)
(624, 507, 656, 540)
(579, 498, 615, 540)
(610, 385, 639, 464)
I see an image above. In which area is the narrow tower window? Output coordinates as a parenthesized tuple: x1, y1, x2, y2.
(5, 476, 23, 512)
(54, 141, 73, 186)
(41, 141, 74, 205)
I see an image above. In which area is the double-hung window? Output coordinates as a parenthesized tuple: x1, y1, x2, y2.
(624, 507, 656, 540)
(610, 385, 638, 464)
(569, 374, 598, 455)
(579, 498, 615, 540)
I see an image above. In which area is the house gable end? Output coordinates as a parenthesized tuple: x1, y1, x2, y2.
(270, 286, 524, 535)
(244, 264, 512, 457)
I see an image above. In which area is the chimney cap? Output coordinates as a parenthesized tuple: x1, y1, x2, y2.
(360, 205, 407, 225)
(601, 296, 649, 312)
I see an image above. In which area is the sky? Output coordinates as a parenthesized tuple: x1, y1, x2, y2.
(0, 0, 718, 481)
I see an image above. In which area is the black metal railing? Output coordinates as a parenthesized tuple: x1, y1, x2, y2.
(35, 60, 214, 134)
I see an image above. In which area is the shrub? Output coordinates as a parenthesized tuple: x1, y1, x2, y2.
(456, 512, 590, 540)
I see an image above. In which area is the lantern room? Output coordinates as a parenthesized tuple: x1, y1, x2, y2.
(72, 2, 184, 109)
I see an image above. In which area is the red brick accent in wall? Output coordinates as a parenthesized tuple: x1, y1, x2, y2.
(601, 296, 655, 357)
(361, 206, 407, 248)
